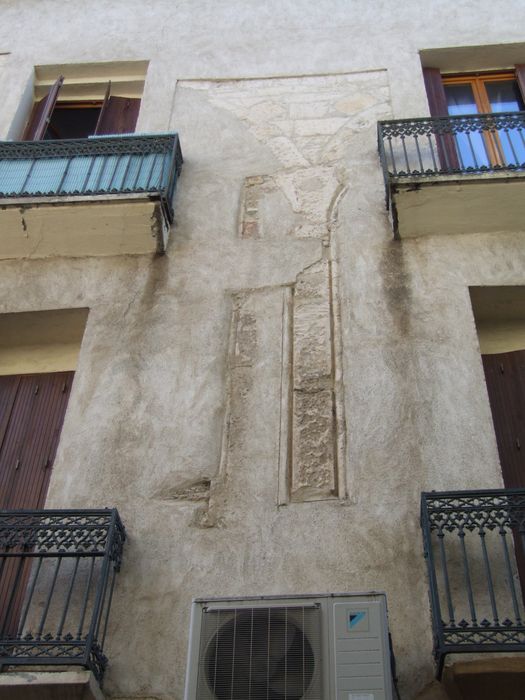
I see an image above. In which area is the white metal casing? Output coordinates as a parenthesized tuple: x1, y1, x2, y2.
(184, 592, 394, 700)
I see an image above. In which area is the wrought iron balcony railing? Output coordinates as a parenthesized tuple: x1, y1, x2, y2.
(0, 133, 183, 223)
(378, 111, 525, 186)
(421, 489, 525, 678)
(0, 509, 125, 683)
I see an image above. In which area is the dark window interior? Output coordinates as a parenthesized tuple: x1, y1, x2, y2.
(44, 102, 102, 140)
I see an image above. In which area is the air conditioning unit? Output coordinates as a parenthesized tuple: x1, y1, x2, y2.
(184, 593, 395, 700)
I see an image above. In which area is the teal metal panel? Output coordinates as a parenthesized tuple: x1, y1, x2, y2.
(0, 133, 183, 222)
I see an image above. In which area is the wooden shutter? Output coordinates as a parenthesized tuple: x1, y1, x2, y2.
(94, 96, 140, 135)
(482, 349, 525, 601)
(516, 64, 525, 104)
(423, 67, 449, 116)
(422, 67, 459, 171)
(94, 80, 112, 135)
(0, 372, 73, 637)
(482, 351, 525, 490)
(22, 75, 64, 141)
(0, 371, 74, 510)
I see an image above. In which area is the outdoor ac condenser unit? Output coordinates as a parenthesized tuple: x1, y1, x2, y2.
(184, 593, 394, 700)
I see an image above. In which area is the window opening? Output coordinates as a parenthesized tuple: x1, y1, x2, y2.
(442, 72, 525, 168)
(44, 101, 102, 139)
(23, 76, 140, 141)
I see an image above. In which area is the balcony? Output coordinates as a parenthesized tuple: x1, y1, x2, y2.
(378, 112, 525, 238)
(0, 133, 183, 258)
(0, 509, 125, 699)
(421, 489, 525, 692)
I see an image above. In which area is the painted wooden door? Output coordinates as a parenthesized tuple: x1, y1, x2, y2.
(0, 371, 74, 637)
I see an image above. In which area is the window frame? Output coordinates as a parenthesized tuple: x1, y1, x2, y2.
(442, 70, 524, 167)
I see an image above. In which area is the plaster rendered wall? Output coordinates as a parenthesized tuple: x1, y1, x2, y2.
(0, 2, 524, 699)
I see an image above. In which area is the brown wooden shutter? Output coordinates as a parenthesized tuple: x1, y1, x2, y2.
(94, 96, 140, 135)
(22, 75, 64, 141)
(422, 67, 459, 170)
(515, 64, 525, 104)
(0, 371, 74, 510)
(0, 372, 73, 636)
(94, 80, 112, 135)
(482, 350, 525, 490)
(482, 349, 525, 601)
(423, 67, 449, 116)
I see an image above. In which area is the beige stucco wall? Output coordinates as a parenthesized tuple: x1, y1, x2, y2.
(0, 2, 525, 700)
(0, 307, 88, 374)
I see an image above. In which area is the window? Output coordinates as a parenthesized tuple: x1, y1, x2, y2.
(22, 76, 141, 141)
(423, 65, 525, 169)
(443, 72, 525, 167)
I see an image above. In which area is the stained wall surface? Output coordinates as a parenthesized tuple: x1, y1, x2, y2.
(0, 2, 525, 699)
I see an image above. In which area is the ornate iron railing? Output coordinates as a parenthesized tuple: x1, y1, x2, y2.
(378, 111, 525, 186)
(0, 133, 183, 223)
(0, 509, 125, 683)
(421, 489, 525, 678)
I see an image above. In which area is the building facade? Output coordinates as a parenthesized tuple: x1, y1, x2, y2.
(0, 2, 524, 699)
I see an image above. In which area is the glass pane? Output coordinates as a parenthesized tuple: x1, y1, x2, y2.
(485, 80, 525, 113)
(445, 83, 479, 115)
(444, 83, 489, 168)
(485, 80, 525, 166)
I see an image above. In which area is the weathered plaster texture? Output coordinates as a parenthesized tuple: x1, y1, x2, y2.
(0, 3, 525, 700)
(292, 260, 337, 501)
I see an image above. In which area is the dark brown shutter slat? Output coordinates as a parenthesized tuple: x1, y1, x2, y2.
(0, 376, 20, 451)
(482, 350, 525, 490)
(12, 372, 73, 510)
(482, 349, 525, 602)
(422, 67, 459, 170)
(516, 64, 525, 104)
(0, 373, 73, 636)
(0, 376, 36, 508)
(22, 75, 64, 141)
(0, 371, 73, 510)
(95, 96, 140, 135)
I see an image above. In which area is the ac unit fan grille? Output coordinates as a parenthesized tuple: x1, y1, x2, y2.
(196, 606, 322, 700)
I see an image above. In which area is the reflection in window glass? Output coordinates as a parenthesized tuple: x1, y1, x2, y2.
(444, 84, 489, 168)
(485, 81, 525, 165)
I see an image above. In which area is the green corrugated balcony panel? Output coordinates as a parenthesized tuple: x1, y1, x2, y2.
(0, 133, 183, 258)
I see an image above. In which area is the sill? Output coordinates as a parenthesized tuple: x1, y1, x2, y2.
(0, 669, 104, 700)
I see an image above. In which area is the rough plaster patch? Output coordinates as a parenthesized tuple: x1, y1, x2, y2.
(196, 293, 260, 528)
(293, 260, 332, 391)
(291, 260, 338, 501)
(178, 73, 363, 506)
(291, 388, 337, 501)
(152, 477, 211, 502)
(231, 310, 257, 365)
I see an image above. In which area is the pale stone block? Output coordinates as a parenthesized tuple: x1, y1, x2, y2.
(267, 136, 310, 168)
(247, 100, 287, 121)
(289, 101, 332, 119)
(335, 92, 382, 114)
(291, 388, 336, 501)
(295, 118, 348, 136)
(293, 262, 332, 390)
(231, 310, 257, 367)
(293, 222, 328, 238)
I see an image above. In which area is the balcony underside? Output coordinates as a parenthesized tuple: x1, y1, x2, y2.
(0, 194, 167, 258)
(442, 657, 525, 700)
(390, 172, 525, 239)
(0, 670, 104, 700)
